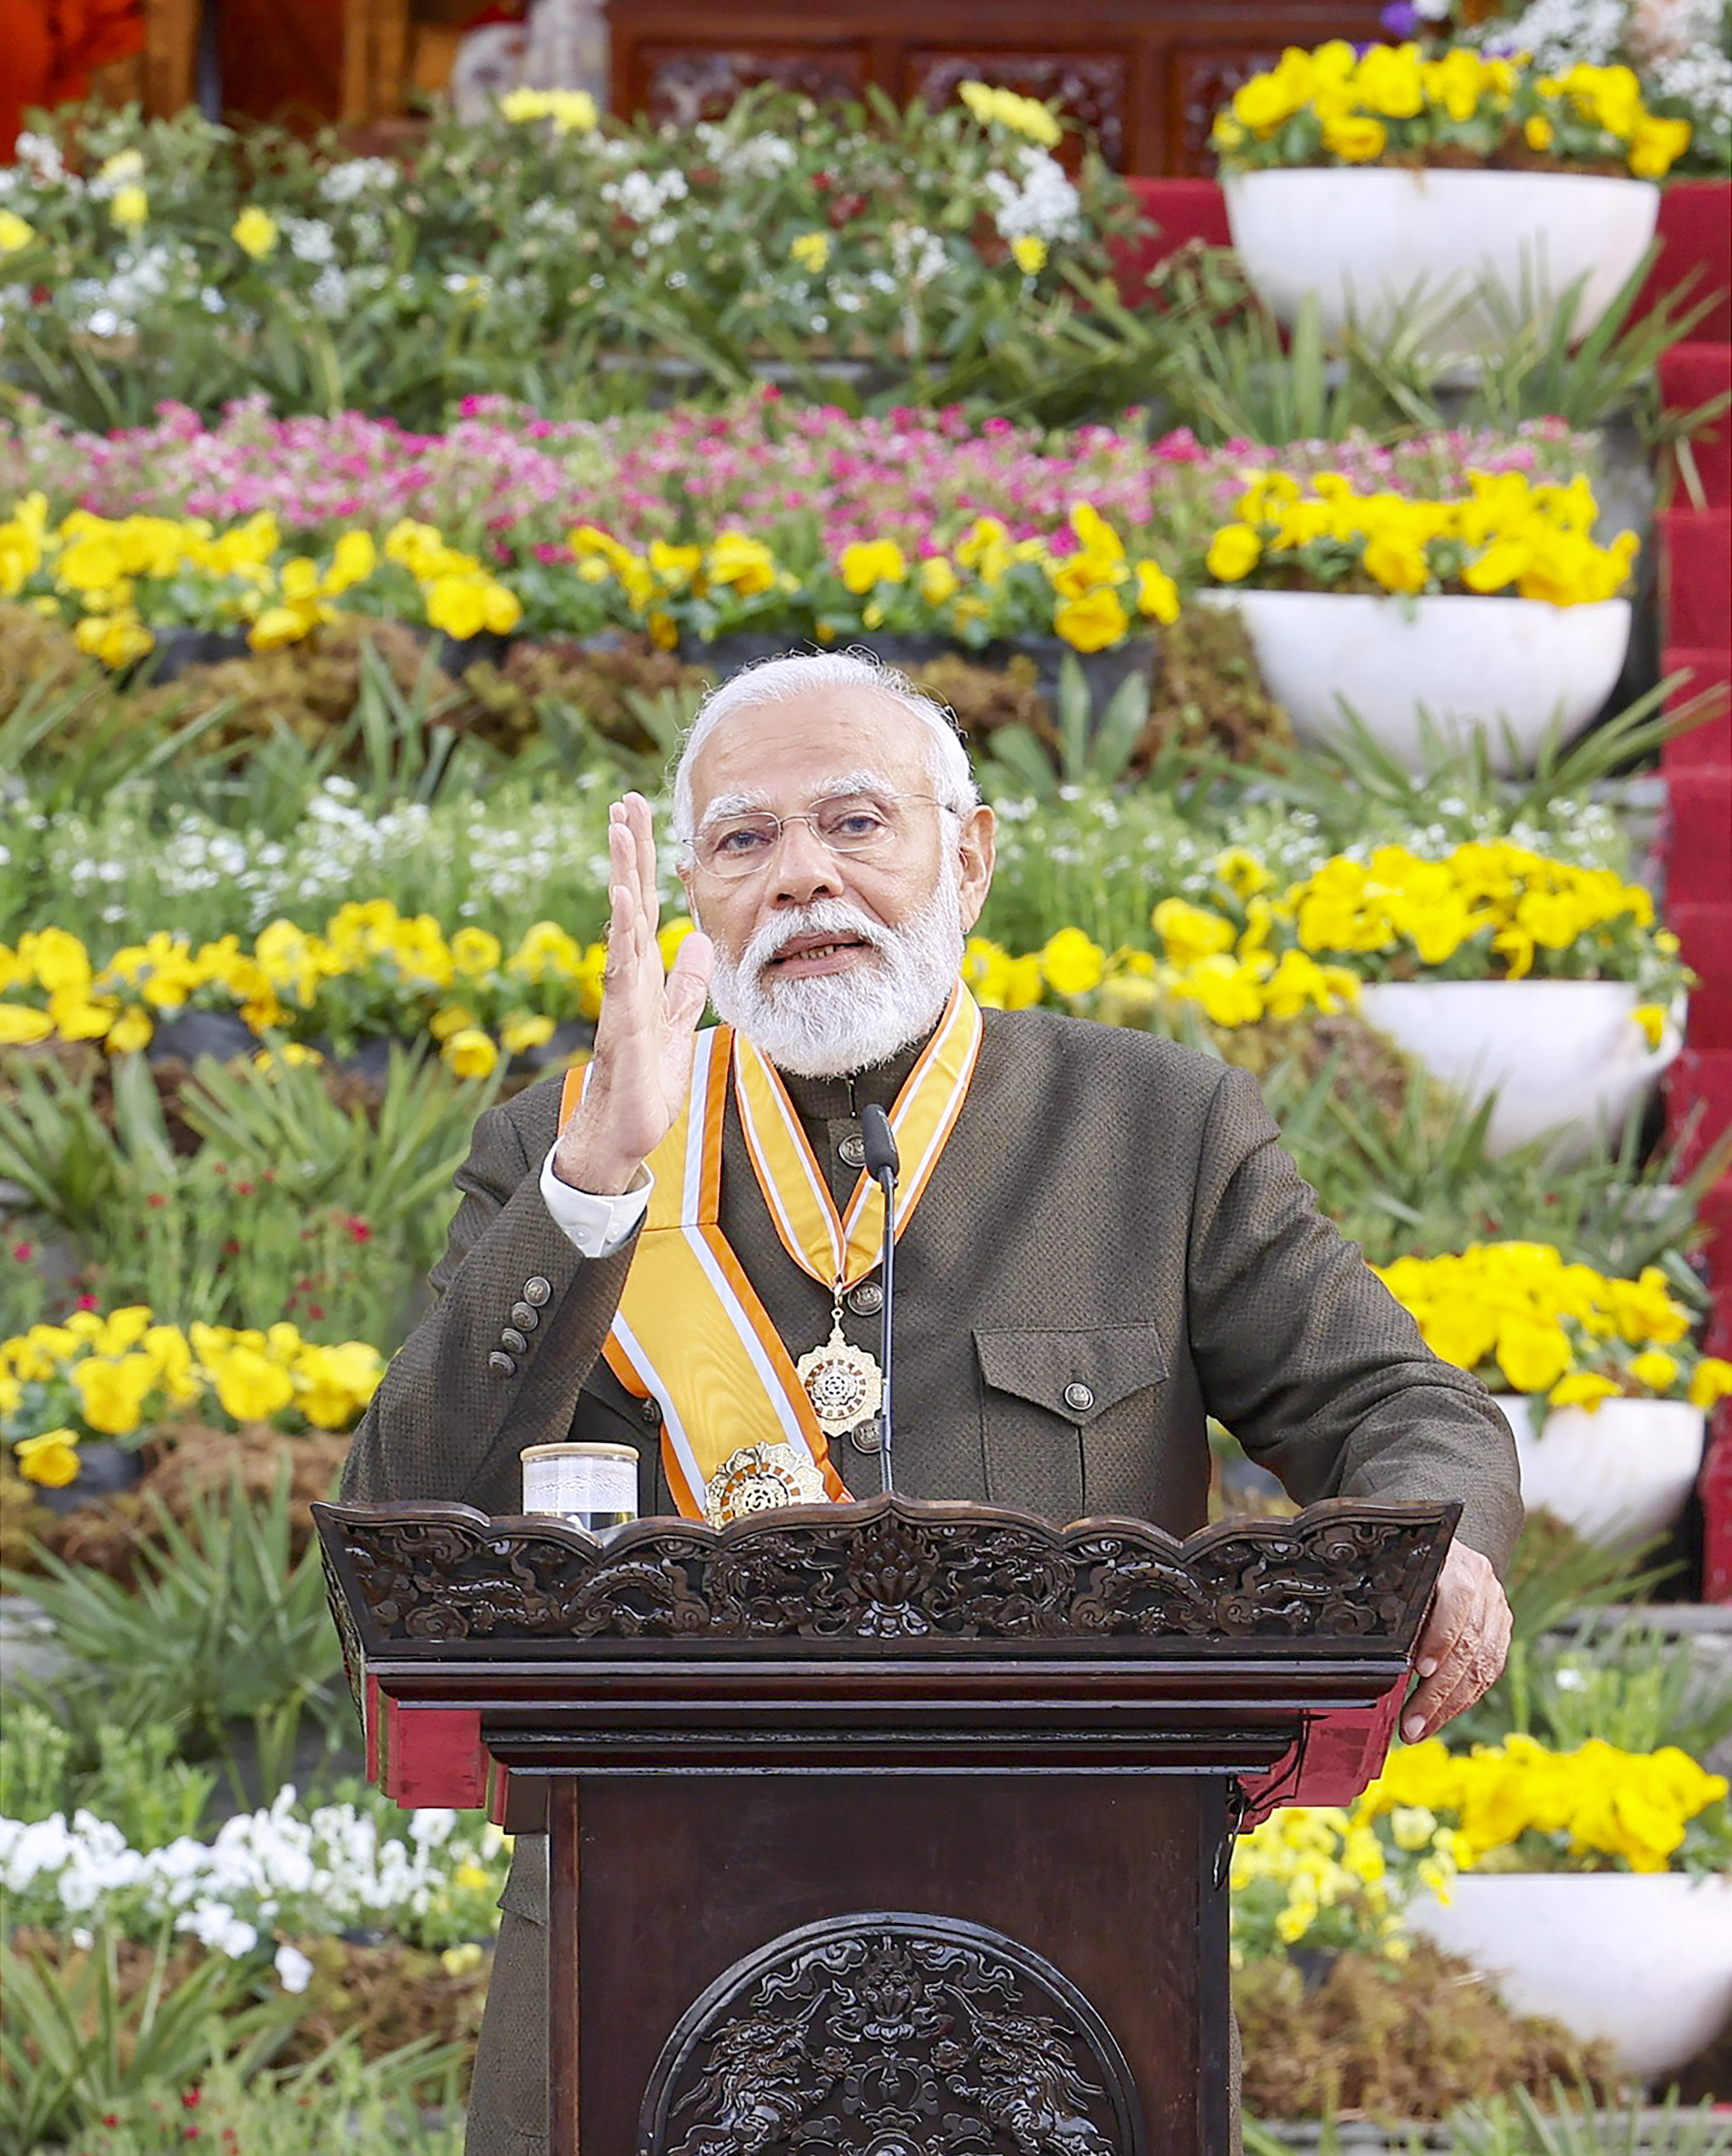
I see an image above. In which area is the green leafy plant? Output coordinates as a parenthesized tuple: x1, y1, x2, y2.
(0, 1925, 294, 2156)
(2, 1466, 350, 1806)
(53, 2041, 469, 2156)
(1452, 2084, 1732, 2156)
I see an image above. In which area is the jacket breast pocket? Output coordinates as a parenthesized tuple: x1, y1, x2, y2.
(973, 1324, 1168, 1521)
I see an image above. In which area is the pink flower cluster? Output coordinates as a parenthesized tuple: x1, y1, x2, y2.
(0, 387, 1591, 569)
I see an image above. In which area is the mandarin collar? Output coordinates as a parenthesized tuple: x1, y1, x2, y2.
(764, 1028, 935, 1124)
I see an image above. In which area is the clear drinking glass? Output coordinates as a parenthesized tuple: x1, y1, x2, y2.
(520, 1441, 639, 1534)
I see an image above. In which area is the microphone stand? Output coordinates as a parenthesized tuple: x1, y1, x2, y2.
(860, 1105, 899, 1496)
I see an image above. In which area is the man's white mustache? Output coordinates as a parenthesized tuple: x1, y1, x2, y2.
(747, 902, 892, 974)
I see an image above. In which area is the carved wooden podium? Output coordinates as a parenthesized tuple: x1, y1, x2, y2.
(314, 1492, 1458, 2156)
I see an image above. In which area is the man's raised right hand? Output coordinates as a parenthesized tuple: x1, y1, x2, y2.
(550, 794, 714, 1196)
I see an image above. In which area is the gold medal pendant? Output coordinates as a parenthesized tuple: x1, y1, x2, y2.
(795, 1310, 883, 1439)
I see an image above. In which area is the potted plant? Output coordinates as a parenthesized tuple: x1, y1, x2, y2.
(1194, 467, 1638, 772)
(1375, 1240, 1732, 1542)
(1210, 43, 1694, 359)
(1362, 1734, 1732, 2077)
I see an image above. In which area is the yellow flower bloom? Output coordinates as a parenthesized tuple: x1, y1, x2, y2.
(207, 1343, 297, 1423)
(1321, 114, 1388, 162)
(0, 1004, 54, 1046)
(1628, 1349, 1679, 1395)
(1011, 234, 1048, 275)
(110, 185, 149, 230)
(790, 230, 830, 274)
(70, 1353, 160, 1437)
(1547, 1370, 1622, 1411)
(1040, 928, 1106, 997)
(839, 539, 907, 595)
(707, 531, 778, 597)
(15, 1429, 82, 1488)
(232, 206, 279, 259)
(1688, 1358, 1732, 1410)
(1633, 1002, 1667, 1050)
(500, 1012, 557, 1057)
(1153, 898, 1236, 967)
(917, 557, 959, 605)
(442, 1027, 500, 1079)
(1135, 559, 1180, 624)
(0, 209, 36, 254)
(1052, 587, 1129, 652)
(1206, 524, 1262, 583)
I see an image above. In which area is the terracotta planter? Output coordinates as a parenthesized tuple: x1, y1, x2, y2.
(1492, 1393, 1706, 1547)
(1223, 168, 1660, 362)
(1197, 588, 1631, 774)
(1356, 979, 1682, 1160)
(1407, 1872, 1732, 2078)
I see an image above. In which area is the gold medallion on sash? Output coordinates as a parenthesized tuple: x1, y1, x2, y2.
(559, 984, 982, 1527)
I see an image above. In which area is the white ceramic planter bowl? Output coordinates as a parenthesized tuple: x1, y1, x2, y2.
(1223, 168, 1660, 359)
(1492, 1394, 1707, 1546)
(1356, 979, 1682, 1159)
(1198, 589, 1631, 775)
(1407, 1872, 1732, 2079)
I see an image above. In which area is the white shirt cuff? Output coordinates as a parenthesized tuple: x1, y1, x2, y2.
(539, 1145, 652, 1258)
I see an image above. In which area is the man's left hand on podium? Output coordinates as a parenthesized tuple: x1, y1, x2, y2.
(1401, 1540, 1513, 1743)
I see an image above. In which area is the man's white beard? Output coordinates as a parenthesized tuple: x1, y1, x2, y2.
(703, 871, 965, 1078)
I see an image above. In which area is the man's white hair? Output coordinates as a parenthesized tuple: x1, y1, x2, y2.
(670, 650, 980, 843)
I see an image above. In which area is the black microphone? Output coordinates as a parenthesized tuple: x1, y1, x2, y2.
(859, 1105, 899, 1493)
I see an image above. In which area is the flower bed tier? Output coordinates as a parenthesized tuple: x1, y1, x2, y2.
(1202, 589, 1633, 773)
(1223, 168, 1661, 361)
(1356, 978, 1681, 1154)
(1490, 1392, 1707, 1546)
(1406, 1872, 1732, 2077)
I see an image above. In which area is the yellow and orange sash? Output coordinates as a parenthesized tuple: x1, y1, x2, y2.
(557, 985, 982, 1523)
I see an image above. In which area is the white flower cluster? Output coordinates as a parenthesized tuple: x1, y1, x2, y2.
(0, 1789, 506, 1977)
(600, 168, 690, 226)
(982, 149, 1083, 247)
(1486, 0, 1732, 146)
(691, 124, 798, 180)
(319, 158, 399, 205)
(887, 225, 950, 287)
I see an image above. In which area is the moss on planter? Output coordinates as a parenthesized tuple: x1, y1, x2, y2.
(1235, 1940, 1620, 2121)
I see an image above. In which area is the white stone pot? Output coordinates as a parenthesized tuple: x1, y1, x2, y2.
(1491, 1393, 1707, 1546)
(1407, 1872, 1732, 2079)
(1356, 979, 1682, 1160)
(1197, 589, 1631, 775)
(1223, 168, 1660, 361)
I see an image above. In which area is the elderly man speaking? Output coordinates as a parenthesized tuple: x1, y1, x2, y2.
(343, 649, 1520, 2156)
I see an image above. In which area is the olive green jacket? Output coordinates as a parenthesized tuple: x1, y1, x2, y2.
(341, 1009, 1522, 2155)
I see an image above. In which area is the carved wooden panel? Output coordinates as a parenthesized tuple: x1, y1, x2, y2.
(639, 1911, 1145, 2154)
(1171, 44, 1286, 174)
(319, 1493, 1454, 1652)
(906, 48, 1131, 168)
(638, 42, 870, 126)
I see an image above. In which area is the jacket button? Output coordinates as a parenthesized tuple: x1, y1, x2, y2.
(640, 1396, 663, 1425)
(846, 1279, 884, 1317)
(501, 1327, 529, 1355)
(488, 1351, 518, 1378)
(838, 1132, 867, 1169)
(511, 1301, 540, 1331)
(523, 1277, 552, 1307)
(1063, 1381, 1095, 1414)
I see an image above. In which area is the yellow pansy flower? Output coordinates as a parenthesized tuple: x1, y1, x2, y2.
(442, 1028, 500, 1079)
(1052, 588, 1129, 652)
(15, 1430, 82, 1489)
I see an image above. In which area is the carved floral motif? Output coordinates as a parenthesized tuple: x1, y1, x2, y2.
(639, 1914, 1140, 2154)
(317, 1495, 1453, 1652)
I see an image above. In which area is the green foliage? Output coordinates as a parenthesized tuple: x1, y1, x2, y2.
(0, 1926, 293, 2156)
(976, 655, 1153, 797)
(1264, 1047, 1727, 1277)
(2, 1467, 350, 1807)
(1452, 2085, 1732, 2156)
(0, 1047, 497, 1340)
(53, 2043, 468, 2156)
(0, 1707, 217, 1852)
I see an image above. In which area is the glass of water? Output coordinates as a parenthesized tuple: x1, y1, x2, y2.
(520, 1441, 639, 1534)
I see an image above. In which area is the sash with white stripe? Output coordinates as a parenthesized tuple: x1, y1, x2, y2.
(557, 986, 982, 1523)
